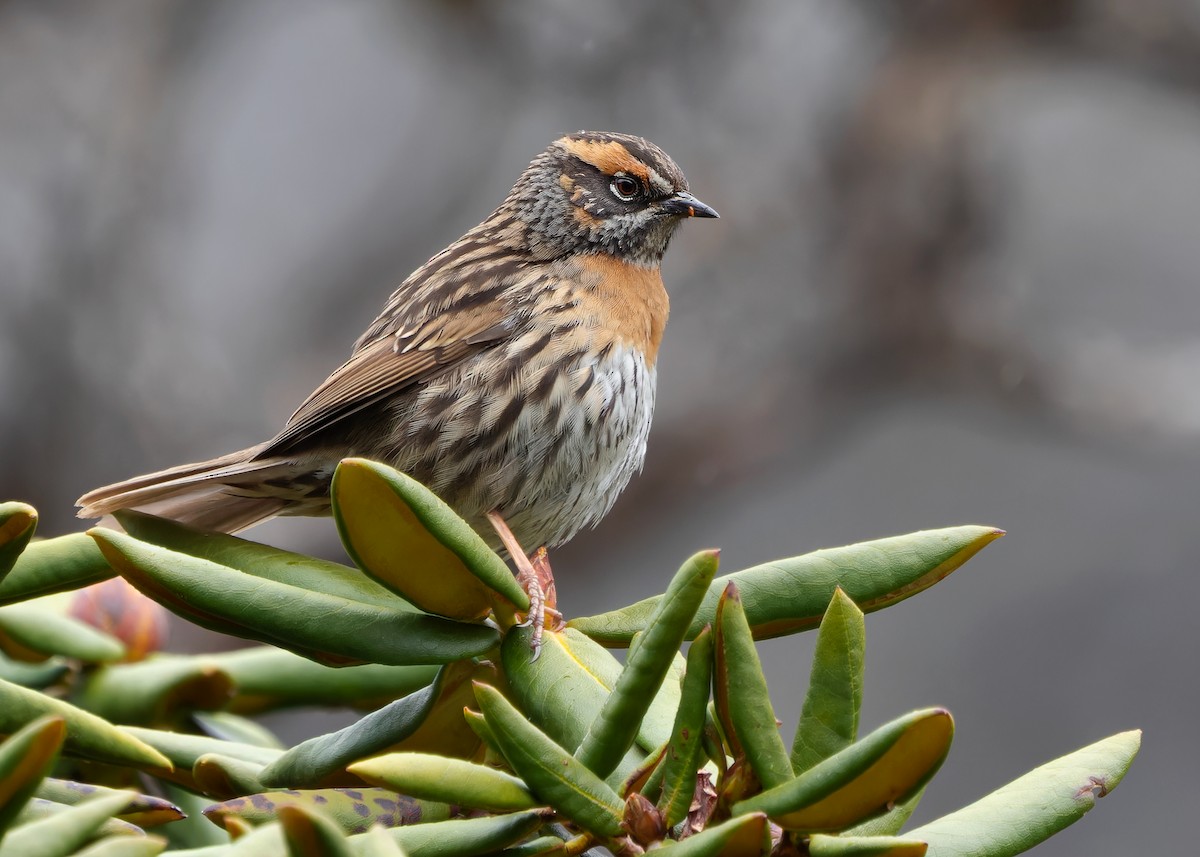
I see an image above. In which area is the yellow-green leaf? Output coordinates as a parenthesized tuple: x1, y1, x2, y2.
(475, 682, 623, 839)
(906, 730, 1140, 857)
(0, 716, 65, 835)
(91, 528, 498, 667)
(792, 588, 865, 774)
(0, 503, 36, 582)
(575, 550, 717, 779)
(807, 833, 927, 856)
(735, 708, 953, 832)
(333, 459, 528, 621)
(0, 681, 170, 771)
(570, 527, 1004, 645)
(350, 753, 537, 812)
(0, 534, 113, 607)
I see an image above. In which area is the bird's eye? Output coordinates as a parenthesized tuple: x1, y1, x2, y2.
(610, 175, 641, 201)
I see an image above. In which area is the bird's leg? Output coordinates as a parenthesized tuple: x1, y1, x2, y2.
(486, 511, 562, 655)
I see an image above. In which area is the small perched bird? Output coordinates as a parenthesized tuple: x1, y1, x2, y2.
(78, 131, 717, 572)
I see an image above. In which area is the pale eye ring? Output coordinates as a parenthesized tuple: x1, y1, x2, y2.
(610, 175, 640, 201)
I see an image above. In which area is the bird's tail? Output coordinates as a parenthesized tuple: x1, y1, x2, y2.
(76, 446, 323, 534)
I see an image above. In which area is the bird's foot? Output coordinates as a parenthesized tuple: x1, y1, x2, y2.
(486, 512, 562, 659)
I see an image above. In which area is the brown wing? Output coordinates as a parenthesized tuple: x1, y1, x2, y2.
(256, 291, 513, 458)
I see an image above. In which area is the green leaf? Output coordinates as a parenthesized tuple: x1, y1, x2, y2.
(657, 625, 713, 828)
(193, 753, 268, 800)
(501, 626, 677, 785)
(807, 833, 927, 856)
(569, 527, 1004, 645)
(71, 836, 168, 857)
(91, 528, 499, 667)
(0, 503, 37, 582)
(277, 804, 355, 857)
(0, 792, 132, 857)
(474, 682, 624, 840)
(0, 604, 126, 664)
(575, 550, 717, 780)
(115, 511, 402, 610)
(204, 788, 449, 835)
(35, 779, 183, 828)
(121, 726, 277, 790)
(0, 534, 113, 607)
(211, 647, 437, 715)
(257, 672, 444, 788)
(351, 825, 410, 857)
(349, 810, 548, 856)
(0, 716, 65, 836)
(656, 811, 768, 856)
(10, 799, 143, 838)
(792, 588, 865, 774)
(0, 680, 171, 771)
(714, 583, 792, 791)
(332, 459, 529, 620)
(349, 753, 537, 812)
(843, 787, 925, 837)
(735, 708, 953, 832)
(79, 656, 234, 726)
(906, 730, 1141, 857)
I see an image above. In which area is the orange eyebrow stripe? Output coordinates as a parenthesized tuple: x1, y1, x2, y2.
(560, 138, 650, 181)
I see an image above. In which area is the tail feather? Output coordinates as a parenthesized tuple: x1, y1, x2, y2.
(76, 445, 322, 534)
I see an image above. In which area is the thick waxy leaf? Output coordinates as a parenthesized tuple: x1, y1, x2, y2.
(91, 529, 498, 667)
(212, 647, 437, 714)
(356, 825, 411, 857)
(714, 584, 793, 791)
(576, 550, 718, 779)
(350, 753, 537, 812)
(0, 653, 69, 688)
(570, 527, 1003, 645)
(501, 625, 678, 780)
(277, 804, 354, 857)
(0, 604, 125, 663)
(349, 810, 549, 856)
(332, 459, 528, 620)
(906, 730, 1141, 856)
(792, 588, 865, 774)
(656, 811, 769, 856)
(475, 682, 624, 839)
(160, 783, 230, 850)
(114, 511, 402, 610)
(807, 833, 927, 856)
(657, 626, 714, 828)
(0, 534, 114, 607)
(0, 503, 36, 582)
(54, 834, 166, 857)
(79, 656, 234, 726)
(194, 753, 268, 800)
(735, 708, 953, 831)
(0, 792, 132, 857)
(205, 788, 448, 835)
(11, 799, 143, 838)
(844, 787, 925, 837)
(35, 779, 183, 828)
(0, 681, 170, 770)
(259, 669, 444, 788)
(0, 716, 65, 835)
(121, 726, 277, 789)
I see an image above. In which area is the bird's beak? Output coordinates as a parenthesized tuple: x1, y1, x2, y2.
(661, 191, 719, 219)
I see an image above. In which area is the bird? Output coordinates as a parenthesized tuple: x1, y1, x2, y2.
(78, 131, 718, 609)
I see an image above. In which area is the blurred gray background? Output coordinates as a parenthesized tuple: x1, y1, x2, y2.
(4, 0, 1198, 853)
